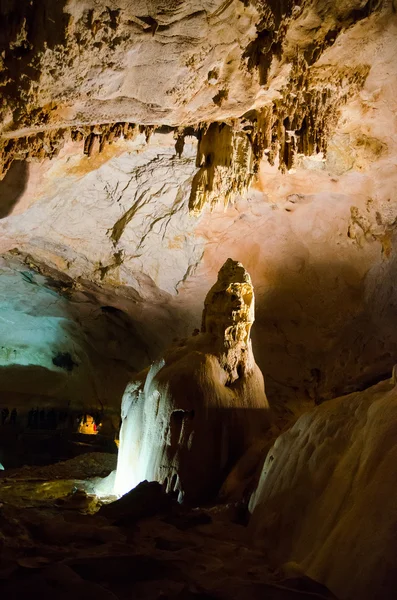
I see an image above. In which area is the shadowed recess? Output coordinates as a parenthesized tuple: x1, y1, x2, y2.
(0, 160, 28, 218)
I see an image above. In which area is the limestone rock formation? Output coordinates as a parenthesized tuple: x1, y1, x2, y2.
(249, 374, 397, 600)
(1, 3, 396, 408)
(0, 0, 389, 211)
(114, 259, 269, 502)
(0, 2, 397, 596)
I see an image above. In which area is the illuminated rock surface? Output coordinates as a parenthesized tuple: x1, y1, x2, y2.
(0, 3, 396, 409)
(115, 259, 269, 501)
(0, 255, 149, 427)
(0, 0, 385, 181)
(250, 375, 397, 600)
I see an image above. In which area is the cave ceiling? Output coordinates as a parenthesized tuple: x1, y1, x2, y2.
(0, 0, 396, 410)
(0, 0, 387, 180)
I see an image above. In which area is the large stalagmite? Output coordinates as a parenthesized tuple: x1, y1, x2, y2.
(114, 258, 269, 502)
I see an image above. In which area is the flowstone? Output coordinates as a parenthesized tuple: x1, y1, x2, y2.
(114, 259, 269, 502)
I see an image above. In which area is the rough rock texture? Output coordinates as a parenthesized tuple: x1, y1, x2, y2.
(0, 254, 151, 423)
(0, 0, 261, 132)
(0, 3, 396, 416)
(249, 374, 397, 600)
(114, 259, 269, 502)
(0, 4, 396, 409)
(0, 0, 381, 131)
(0, 133, 201, 293)
(0, 0, 389, 210)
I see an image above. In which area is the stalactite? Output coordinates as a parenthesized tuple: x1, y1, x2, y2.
(187, 60, 369, 213)
(188, 122, 254, 215)
(0, 121, 143, 178)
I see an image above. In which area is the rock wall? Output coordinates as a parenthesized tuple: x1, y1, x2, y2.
(0, 0, 389, 208)
(249, 374, 397, 600)
(0, 254, 152, 425)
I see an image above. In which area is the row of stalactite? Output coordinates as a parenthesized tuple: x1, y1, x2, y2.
(75, 122, 155, 157)
(0, 62, 370, 214)
(247, 62, 370, 174)
(0, 122, 158, 177)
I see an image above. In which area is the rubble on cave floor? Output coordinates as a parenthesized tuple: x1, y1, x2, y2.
(0, 452, 117, 511)
(0, 458, 336, 600)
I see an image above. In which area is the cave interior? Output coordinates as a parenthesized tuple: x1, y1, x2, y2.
(0, 1, 397, 599)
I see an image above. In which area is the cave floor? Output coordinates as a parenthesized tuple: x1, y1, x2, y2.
(0, 453, 335, 600)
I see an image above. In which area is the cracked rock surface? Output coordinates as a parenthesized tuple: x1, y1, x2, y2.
(0, 0, 396, 454)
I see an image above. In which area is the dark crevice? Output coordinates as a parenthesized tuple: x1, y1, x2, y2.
(52, 352, 78, 372)
(0, 160, 28, 218)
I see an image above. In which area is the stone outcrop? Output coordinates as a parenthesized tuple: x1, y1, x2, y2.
(114, 259, 269, 502)
(249, 374, 397, 600)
